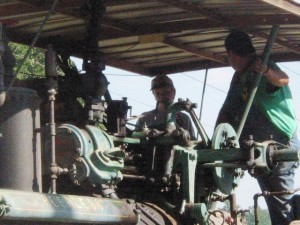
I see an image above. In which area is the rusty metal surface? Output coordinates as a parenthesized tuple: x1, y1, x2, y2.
(0, 189, 137, 224)
(0, 0, 300, 76)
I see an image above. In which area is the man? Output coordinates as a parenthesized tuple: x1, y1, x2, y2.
(216, 29, 300, 225)
(136, 75, 195, 139)
(136, 75, 195, 178)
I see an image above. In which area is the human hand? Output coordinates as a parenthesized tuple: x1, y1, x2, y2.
(147, 129, 163, 138)
(251, 58, 268, 75)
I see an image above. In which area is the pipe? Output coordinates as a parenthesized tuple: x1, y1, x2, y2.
(230, 194, 238, 225)
(199, 69, 208, 121)
(236, 25, 280, 140)
(272, 147, 300, 162)
(49, 89, 57, 194)
(253, 187, 300, 225)
(0, 23, 6, 107)
(166, 98, 210, 146)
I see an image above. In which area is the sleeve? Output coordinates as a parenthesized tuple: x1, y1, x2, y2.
(258, 61, 281, 95)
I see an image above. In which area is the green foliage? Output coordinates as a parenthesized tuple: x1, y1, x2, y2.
(10, 42, 46, 79)
(244, 206, 271, 225)
(220, 201, 271, 225)
(9, 42, 64, 80)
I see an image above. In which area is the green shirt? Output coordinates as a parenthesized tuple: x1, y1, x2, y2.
(221, 61, 297, 139)
(254, 62, 296, 139)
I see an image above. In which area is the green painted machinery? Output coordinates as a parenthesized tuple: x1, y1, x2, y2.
(44, 124, 125, 187)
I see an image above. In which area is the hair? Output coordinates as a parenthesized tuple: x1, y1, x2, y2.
(225, 30, 256, 56)
(150, 75, 175, 90)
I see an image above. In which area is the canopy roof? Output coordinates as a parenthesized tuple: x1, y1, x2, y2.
(1, 0, 300, 76)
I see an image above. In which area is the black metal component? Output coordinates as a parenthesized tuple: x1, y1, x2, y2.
(177, 98, 210, 147)
(242, 135, 256, 176)
(107, 98, 130, 136)
(81, 0, 108, 99)
(45, 44, 58, 91)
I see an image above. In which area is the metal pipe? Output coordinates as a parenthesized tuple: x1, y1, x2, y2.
(188, 107, 210, 147)
(45, 44, 59, 194)
(230, 194, 238, 225)
(197, 148, 247, 163)
(199, 69, 208, 121)
(49, 89, 57, 194)
(253, 187, 300, 225)
(254, 193, 262, 225)
(200, 162, 246, 169)
(0, 23, 6, 107)
(272, 147, 300, 162)
(236, 25, 280, 140)
(122, 174, 146, 180)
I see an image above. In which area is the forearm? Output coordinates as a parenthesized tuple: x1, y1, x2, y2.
(262, 66, 289, 87)
(252, 58, 289, 87)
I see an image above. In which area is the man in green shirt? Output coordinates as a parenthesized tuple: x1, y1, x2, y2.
(216, 30, 300, 225)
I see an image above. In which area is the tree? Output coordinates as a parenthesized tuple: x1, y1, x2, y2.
(245, 206, 271, 225)
(10, 42, 46, 79)
(9, 42, 64, 80)
(220, 201, 271, 225)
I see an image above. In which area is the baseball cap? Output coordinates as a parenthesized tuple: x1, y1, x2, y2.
(150, 75, 174, 90)
(225, 30, 256, 56)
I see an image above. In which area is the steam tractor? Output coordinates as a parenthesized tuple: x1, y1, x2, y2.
(0, 1, 299, 225)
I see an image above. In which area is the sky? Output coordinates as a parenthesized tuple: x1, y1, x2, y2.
(74, 58, 300, 210)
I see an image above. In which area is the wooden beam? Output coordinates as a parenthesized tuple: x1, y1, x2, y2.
(153, 60, 226, 75)
(106, 57, 153, 76)
(260, 0, 300, 16)
(164, 38, 227, 64)
(250, 29, 300, 55)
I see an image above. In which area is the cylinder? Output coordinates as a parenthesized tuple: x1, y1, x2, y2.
(0, 87, 42, 192)
(272, 148, 300, 162)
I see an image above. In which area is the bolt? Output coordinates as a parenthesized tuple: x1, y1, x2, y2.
(73, 180, 79, 185)
(76, 148, 81, 153)
(189, 153, 196, 161)
(76, 157, 82, 162)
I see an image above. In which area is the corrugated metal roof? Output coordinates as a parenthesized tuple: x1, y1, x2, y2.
(1, 0, 300, 76)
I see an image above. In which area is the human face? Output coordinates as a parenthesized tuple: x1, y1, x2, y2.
(227, 51, 247, 72)
(152, 86, 175, 103)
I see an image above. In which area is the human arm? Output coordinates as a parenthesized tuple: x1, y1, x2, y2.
(252, 58, 289, 87)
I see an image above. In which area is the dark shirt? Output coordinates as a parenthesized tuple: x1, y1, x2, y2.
(136, 109, 196, 140)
